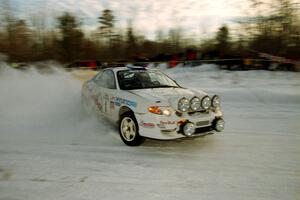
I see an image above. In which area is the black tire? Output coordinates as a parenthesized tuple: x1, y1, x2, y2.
(119, 112, 144, 146)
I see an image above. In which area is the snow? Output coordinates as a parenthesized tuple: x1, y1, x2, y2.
(0, 63, 300, 200)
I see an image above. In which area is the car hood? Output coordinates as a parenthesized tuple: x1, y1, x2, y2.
(130, 87, 208, 109)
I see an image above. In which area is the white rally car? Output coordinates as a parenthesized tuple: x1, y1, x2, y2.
(81, 66, 224, 146)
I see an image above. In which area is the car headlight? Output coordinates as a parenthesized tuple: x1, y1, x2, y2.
(148, 106, 172, 116)
(162, 109, 171, 116)
(178, 97, 190, 112)
(190, 97, 201, 111)
(212, 95, 221, 108)
(201, 96, 211, 110)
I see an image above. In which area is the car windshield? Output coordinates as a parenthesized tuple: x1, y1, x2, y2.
(117, 69, 180, 90)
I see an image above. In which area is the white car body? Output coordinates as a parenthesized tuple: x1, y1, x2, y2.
(81, 66, 224, 144)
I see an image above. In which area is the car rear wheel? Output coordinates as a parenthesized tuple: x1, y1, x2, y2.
(119, 113, 144, 146)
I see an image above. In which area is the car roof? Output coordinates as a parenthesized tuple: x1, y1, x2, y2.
(108, 66, 158, 73)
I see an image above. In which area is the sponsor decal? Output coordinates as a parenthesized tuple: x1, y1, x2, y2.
(115, 102, 121, 107)
(91, 94, 102, 111)
(159, 120, 176, 125)
(114, 97, 137, 107)
(196, 120, 209, 126)
(157, 124, 166, 129)
(103, 101, 107, 113)
(110, 101, 115, 110)
(139, 121, 155, 128)
(157, 120, 177, 129)
(103, 94, 109, 101)
(96, 101, 103, 111)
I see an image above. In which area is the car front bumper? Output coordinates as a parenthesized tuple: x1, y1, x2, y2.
(135, 110, 224, 140)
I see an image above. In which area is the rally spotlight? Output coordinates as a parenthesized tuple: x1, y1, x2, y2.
(213, 118, 225, 132)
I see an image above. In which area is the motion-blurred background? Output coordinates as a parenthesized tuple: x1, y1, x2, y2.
(0, 0, 299, 70)
(0, 1, 300, 199)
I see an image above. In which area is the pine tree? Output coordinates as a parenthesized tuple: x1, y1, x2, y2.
(57, 12, 83, 62)
(126, 21, 138, 58)
(98, 9, 115, 47)
(216, 25, 230, 56)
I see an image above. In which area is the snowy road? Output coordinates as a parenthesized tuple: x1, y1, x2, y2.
(0, 65, 299, 200)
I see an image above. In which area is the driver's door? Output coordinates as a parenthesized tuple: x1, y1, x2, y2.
(93, 70, 117, 120)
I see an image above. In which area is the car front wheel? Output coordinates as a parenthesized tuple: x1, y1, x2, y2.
(119, 113, 144, 146)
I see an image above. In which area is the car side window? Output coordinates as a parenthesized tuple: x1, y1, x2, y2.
(95, 70, 116, 89)
(93, 71, 103, 81)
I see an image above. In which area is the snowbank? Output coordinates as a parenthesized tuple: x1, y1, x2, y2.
(0, 62, 299, 200)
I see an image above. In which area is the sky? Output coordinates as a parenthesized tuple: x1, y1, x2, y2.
(9, 0, 250, 39)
